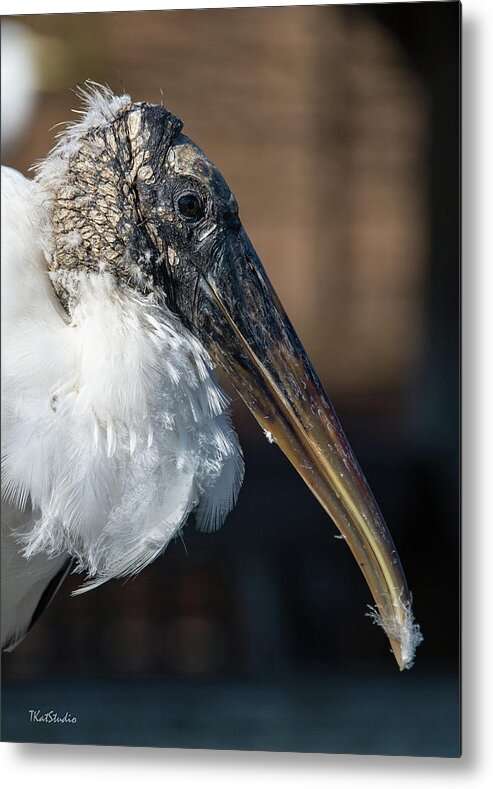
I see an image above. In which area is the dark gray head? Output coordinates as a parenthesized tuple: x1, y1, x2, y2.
(37, 86, 420, 670)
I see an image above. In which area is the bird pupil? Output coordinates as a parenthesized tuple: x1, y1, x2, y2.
(178, 193, 202, 219)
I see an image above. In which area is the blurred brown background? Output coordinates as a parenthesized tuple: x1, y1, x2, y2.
(1, 3, 460, 756)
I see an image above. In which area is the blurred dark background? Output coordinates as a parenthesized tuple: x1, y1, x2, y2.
(1, 2, 460, 756)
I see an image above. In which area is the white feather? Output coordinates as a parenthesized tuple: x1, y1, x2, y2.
(1, 166, 72, 648)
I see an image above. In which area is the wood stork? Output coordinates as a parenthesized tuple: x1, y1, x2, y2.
(1, 85, 422, 668)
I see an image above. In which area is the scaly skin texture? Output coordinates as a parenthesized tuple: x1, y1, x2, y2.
(43, 103, 183, 309)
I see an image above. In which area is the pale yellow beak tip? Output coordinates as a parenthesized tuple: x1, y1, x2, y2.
(367, 600, 423, 670)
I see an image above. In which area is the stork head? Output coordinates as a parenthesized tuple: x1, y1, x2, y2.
(37, 86, 421, 669)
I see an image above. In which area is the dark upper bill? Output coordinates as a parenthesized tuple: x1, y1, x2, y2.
(190, 229, 423, 670)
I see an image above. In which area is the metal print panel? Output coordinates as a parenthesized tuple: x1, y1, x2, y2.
(0, 1, 460, 756)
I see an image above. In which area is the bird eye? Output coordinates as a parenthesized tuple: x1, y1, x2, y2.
(177, 193, 204, 221)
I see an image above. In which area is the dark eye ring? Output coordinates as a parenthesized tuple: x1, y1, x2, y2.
(177, 193, 204, 221)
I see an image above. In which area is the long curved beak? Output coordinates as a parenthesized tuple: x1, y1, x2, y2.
(194, 229, 422, 669)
